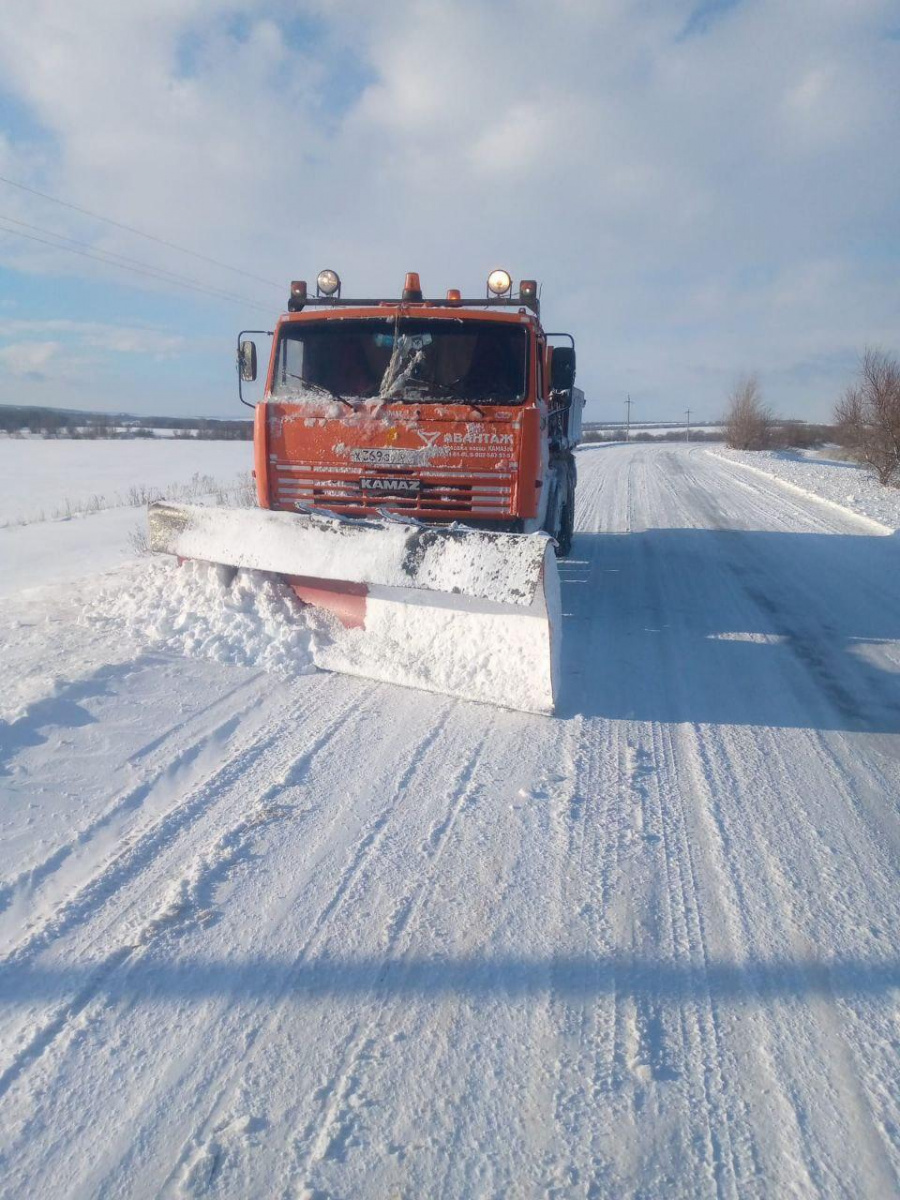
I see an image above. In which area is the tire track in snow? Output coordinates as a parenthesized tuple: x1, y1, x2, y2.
(157, 698, 468, 1196)
(727, 724, 899, 1193)
(125, 672, 268, 768)
(545, 716, 620, 1194)
(0, 684, 377, 1108)
(397, 720, 575, 1200)
(653, 721, 761, 1198)
(0, 680, 271, 934)
(1, 685, 362, 968)
(288, 717, 499, 1189)
(689, 720, 898, 1195)
(622, 693, 747, 1195)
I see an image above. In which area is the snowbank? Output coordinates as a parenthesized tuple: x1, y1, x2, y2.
(707, 448, 900, 532)
(82, 560, 323, 677)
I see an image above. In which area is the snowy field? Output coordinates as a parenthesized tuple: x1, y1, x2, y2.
(1, 444, 899, 1197)
(0, 439, 253, 596)
(0, 438, 251, 527)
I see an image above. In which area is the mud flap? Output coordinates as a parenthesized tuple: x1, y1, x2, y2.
(148, 503, 560, 714)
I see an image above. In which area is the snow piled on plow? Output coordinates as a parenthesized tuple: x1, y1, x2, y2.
(141, 504, 560, 712)
(81, 552, 559, 713)
(83, 560, 324, 677)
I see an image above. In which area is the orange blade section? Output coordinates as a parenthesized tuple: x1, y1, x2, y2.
(287, 577, 367, 630)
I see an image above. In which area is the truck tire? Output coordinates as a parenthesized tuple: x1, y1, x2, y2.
(554, 462, 576, 557)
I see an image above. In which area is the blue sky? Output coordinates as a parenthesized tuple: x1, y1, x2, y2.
(1, 0, 898, 422)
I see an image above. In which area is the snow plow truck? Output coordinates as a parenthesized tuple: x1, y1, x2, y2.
(149, 269, 583, 714)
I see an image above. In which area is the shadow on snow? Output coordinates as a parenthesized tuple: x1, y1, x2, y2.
(557, 528, 900, 733)
(0, 953, 897, 1010)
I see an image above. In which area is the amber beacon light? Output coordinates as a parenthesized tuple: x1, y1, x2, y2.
(402, 272, 423, 301)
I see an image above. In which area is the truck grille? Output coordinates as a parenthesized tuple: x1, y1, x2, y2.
(272, 464, 513, 519)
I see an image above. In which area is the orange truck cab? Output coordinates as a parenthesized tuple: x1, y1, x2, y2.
(239, 270, 584, 555)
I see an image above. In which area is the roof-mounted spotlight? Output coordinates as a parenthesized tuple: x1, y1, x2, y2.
(487, 268, 512, 297)
(316, 268, 341, 297)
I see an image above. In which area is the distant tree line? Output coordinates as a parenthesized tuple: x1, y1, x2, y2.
(0, 405, 252, 440)
(581, 427, 723, 444)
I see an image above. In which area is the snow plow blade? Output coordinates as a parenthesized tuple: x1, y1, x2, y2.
(148, 502, 560, 714)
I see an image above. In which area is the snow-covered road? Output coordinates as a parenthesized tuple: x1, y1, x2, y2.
(1, 445, 898, 1198)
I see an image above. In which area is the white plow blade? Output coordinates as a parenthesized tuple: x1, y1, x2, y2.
(148, 503, 560, 714)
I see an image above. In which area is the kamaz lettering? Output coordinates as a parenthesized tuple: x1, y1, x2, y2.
(360, 477, 421, 496)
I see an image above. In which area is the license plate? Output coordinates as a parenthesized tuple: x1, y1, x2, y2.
(350, 447, 424, 465)
(360, 476, 421, 498)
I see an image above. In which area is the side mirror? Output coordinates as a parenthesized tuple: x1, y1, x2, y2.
(239, 340, 258, 383)
(550, 346, 576, 392)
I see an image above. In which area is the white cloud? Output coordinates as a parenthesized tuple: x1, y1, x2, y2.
(0, 340, 60, 377)
(0, 319, 187, 355)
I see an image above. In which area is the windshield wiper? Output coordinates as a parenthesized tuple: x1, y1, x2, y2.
(381, 380, 486, 415)
(286, 374, 354, 409)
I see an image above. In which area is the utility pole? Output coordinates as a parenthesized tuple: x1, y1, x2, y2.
(625, 395, 632, 442)
(685, 408, 691, 443)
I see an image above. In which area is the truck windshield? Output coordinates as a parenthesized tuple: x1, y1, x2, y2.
(270, 318, 528, 405)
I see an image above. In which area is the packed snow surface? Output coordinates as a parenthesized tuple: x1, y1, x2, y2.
(1, 444, 899, 1197)
(709, 446, 900, 532)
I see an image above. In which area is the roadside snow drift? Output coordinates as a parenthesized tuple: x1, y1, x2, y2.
(84, 561, 322, 677)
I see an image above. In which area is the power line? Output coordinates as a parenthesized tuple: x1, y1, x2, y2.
(0, 173, 282, 290)
(0, 220, 272, 314)
(0, 212, 269, 309)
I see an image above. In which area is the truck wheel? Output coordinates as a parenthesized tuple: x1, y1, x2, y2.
(554, 468, 576, 557)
